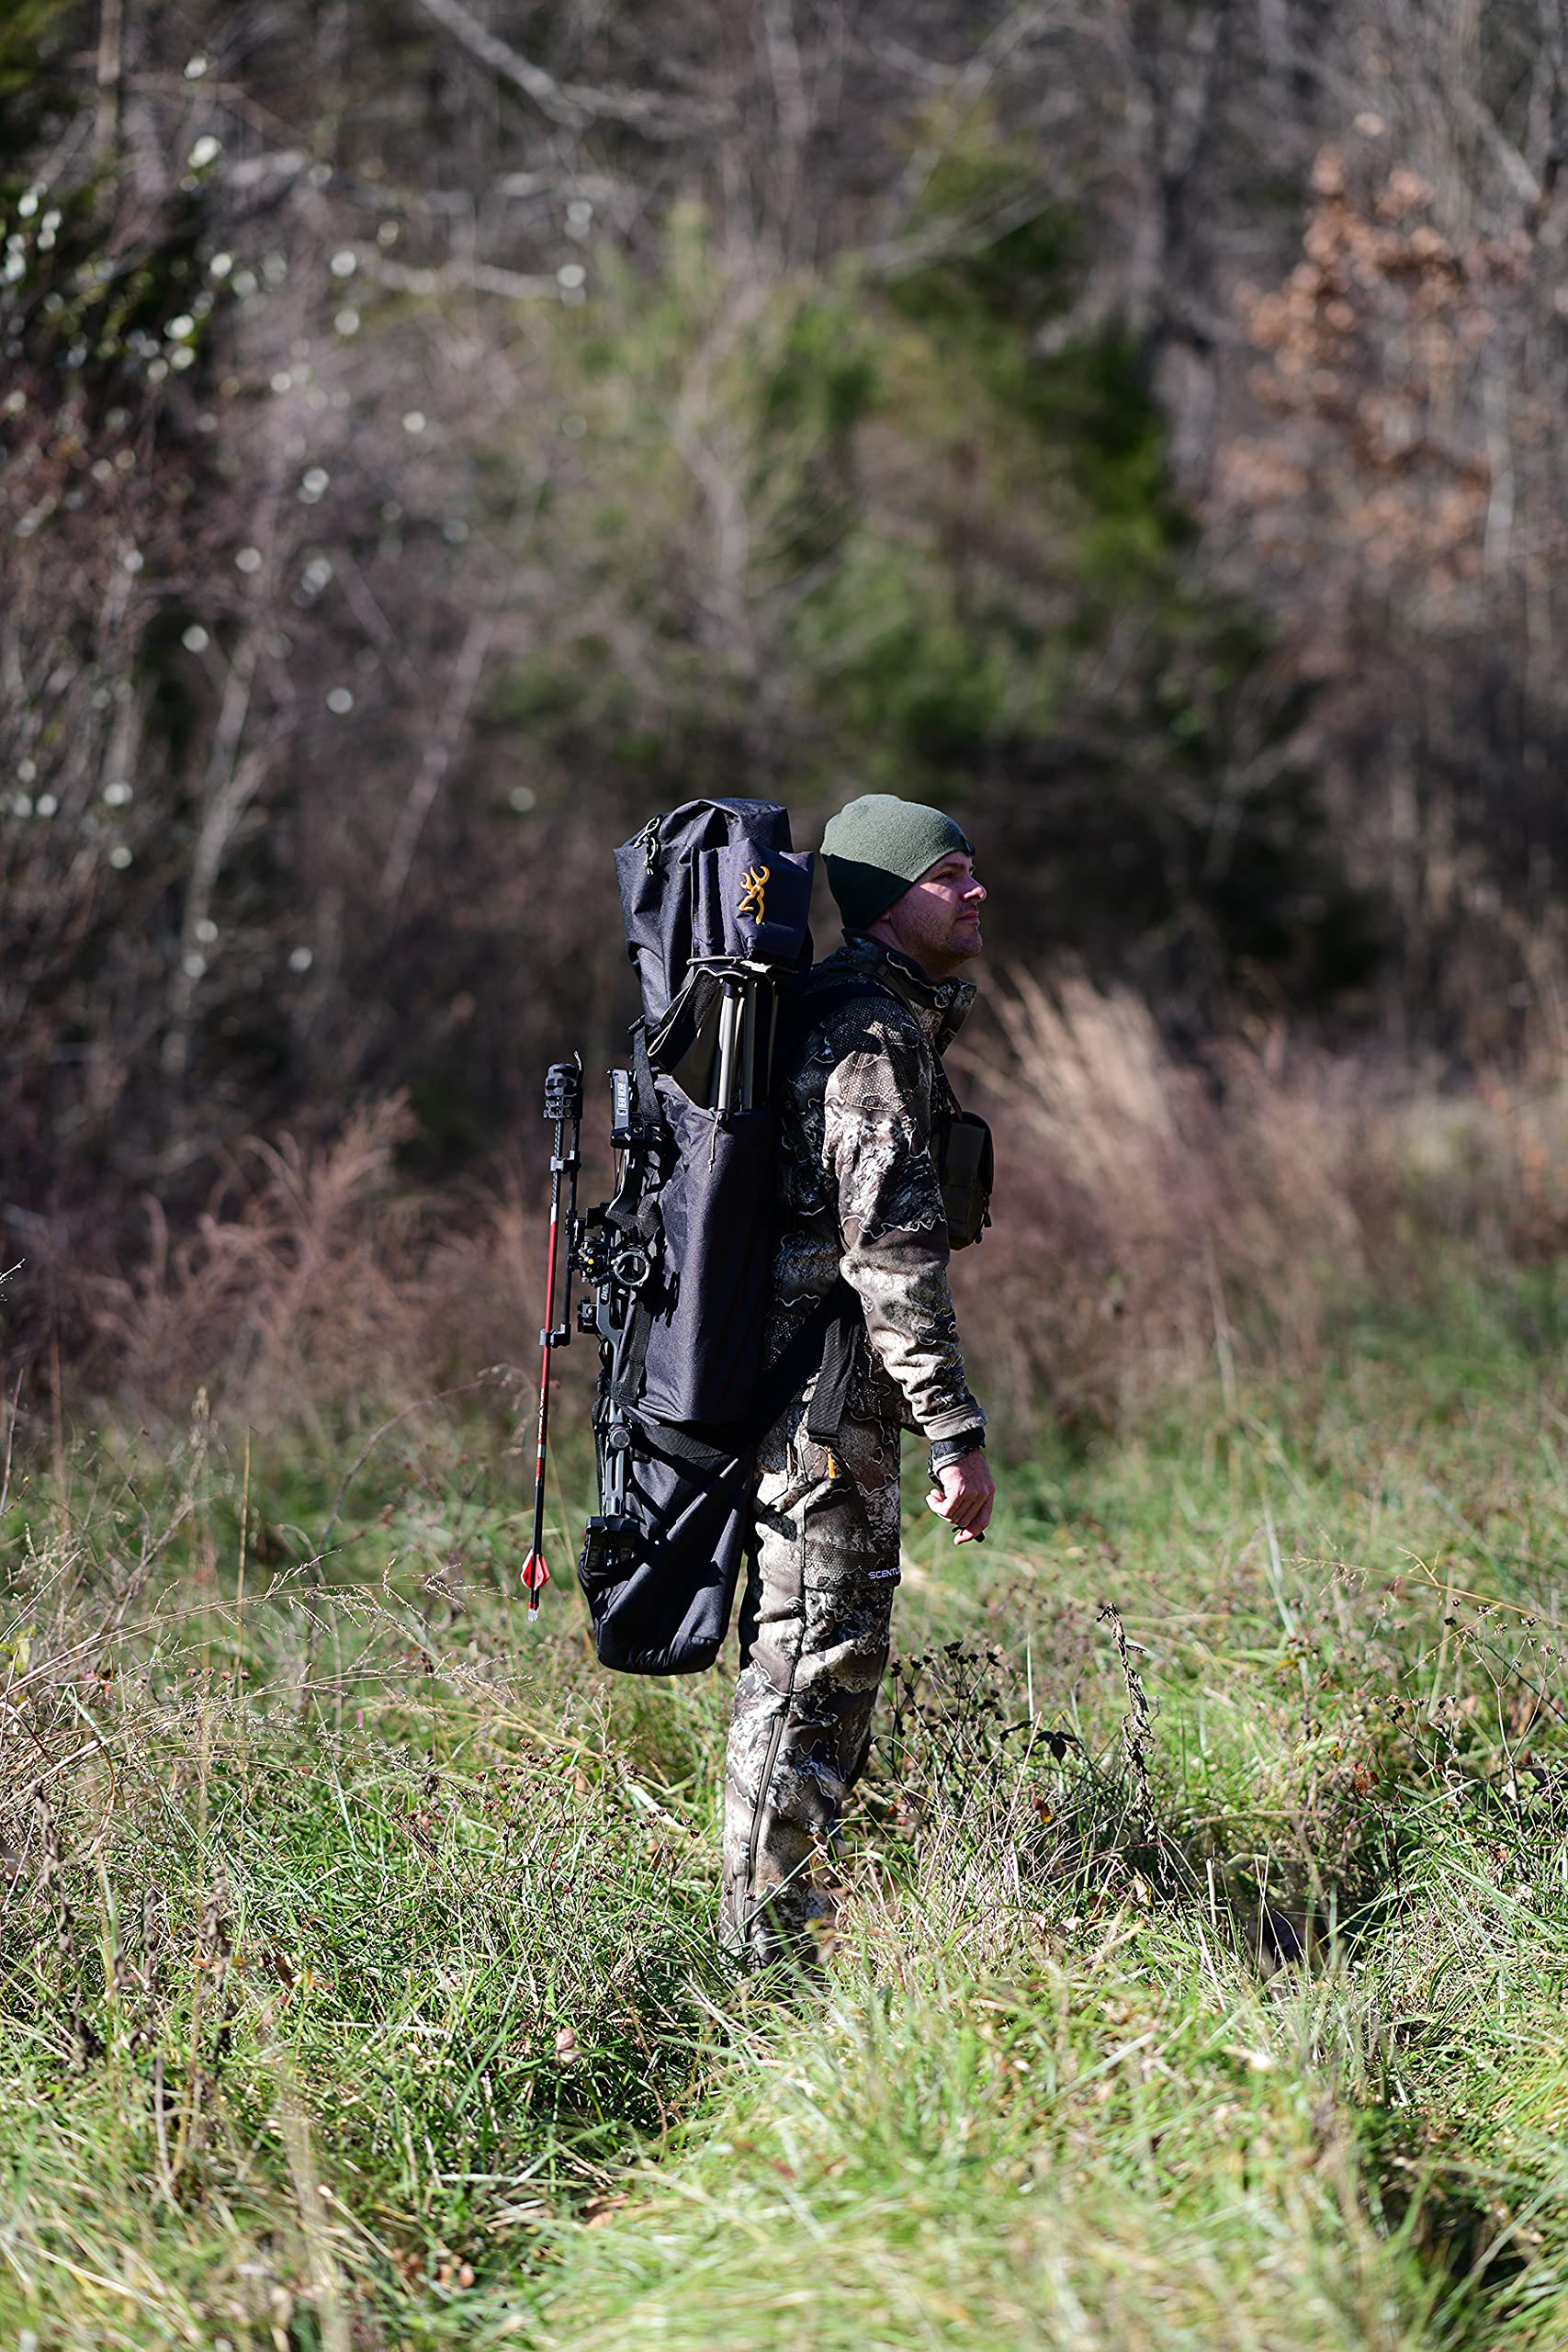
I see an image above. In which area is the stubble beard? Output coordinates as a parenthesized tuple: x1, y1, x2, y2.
(918, 910, 983, 979)
(874, 896, 985, 979)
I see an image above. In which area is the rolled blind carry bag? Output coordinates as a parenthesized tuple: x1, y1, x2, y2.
(523, 799, 855, 1675)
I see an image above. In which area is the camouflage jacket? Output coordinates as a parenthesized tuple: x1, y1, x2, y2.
(769, 932, 986, 1444)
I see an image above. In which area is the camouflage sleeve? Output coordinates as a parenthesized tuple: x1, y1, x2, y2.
(821, 1011, 986, 1442)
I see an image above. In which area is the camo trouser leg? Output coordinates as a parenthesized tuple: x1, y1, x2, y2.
(720, 1396, 903, 1969)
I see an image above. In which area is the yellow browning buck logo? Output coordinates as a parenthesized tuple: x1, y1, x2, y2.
(738, 865, 770, 922)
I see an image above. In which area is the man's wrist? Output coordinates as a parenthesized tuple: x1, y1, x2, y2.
(928, 1429, 985, 1477)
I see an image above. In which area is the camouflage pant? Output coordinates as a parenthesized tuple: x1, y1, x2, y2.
(720, 1390, 903, 1969)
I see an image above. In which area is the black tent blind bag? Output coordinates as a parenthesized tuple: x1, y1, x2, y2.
(581, 1286, 859, 1675)
(636, 1089, 775, 1425)
(572, 798, 852, 1676)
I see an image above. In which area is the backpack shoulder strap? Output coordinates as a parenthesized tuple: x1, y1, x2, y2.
(784, 967, 905, 1069)
(803, 967, 897, 1019)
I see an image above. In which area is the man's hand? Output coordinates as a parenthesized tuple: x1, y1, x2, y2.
(926, 1450, 996, 1544)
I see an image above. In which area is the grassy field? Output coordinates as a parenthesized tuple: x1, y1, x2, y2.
(6, 1282, 1568, 2349)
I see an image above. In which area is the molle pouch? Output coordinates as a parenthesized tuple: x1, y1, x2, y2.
(937, 1108, 994, 1250)
(721, 842, 813, 967)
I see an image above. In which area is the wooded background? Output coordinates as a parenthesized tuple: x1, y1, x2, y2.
(7, 0, 1568, 1396)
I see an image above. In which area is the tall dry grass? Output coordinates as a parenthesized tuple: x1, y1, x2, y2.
(76, 1097, 545, 1430)
(956, 967, 1568, 1429)
(22, 968, 1568, 1438)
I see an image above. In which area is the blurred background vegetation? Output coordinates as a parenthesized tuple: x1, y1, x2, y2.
(7, 0, 1568, 1418)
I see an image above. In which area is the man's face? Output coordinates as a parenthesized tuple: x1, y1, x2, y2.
(874, 851, 986, 979)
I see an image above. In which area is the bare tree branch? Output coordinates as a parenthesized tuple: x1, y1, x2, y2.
(379, 595, 507, 915)
(95, 0, 124, 164)
(411, 0, 726, 137)
(362, 251, 558, 303)
(163, 406, 291, 1085)
(864, 180, 1063, 280)
(1458, 84, 1542, 206)
(761, 0, 813, 260)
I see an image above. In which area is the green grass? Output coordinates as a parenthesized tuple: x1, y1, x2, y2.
(6, 1316, 1568, 2347)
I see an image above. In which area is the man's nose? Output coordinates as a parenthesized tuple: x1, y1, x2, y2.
(963, 876, 986, 903)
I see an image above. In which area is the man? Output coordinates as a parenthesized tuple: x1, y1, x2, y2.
(721, 792, 996, 1968)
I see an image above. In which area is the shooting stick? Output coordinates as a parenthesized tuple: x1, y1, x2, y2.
(523, 1056, 582, 1617)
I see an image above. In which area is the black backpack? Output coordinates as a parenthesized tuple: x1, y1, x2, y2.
(533, 799, 859, 1675)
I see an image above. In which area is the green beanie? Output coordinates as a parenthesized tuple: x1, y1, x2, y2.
(819, 793, 976, 932)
